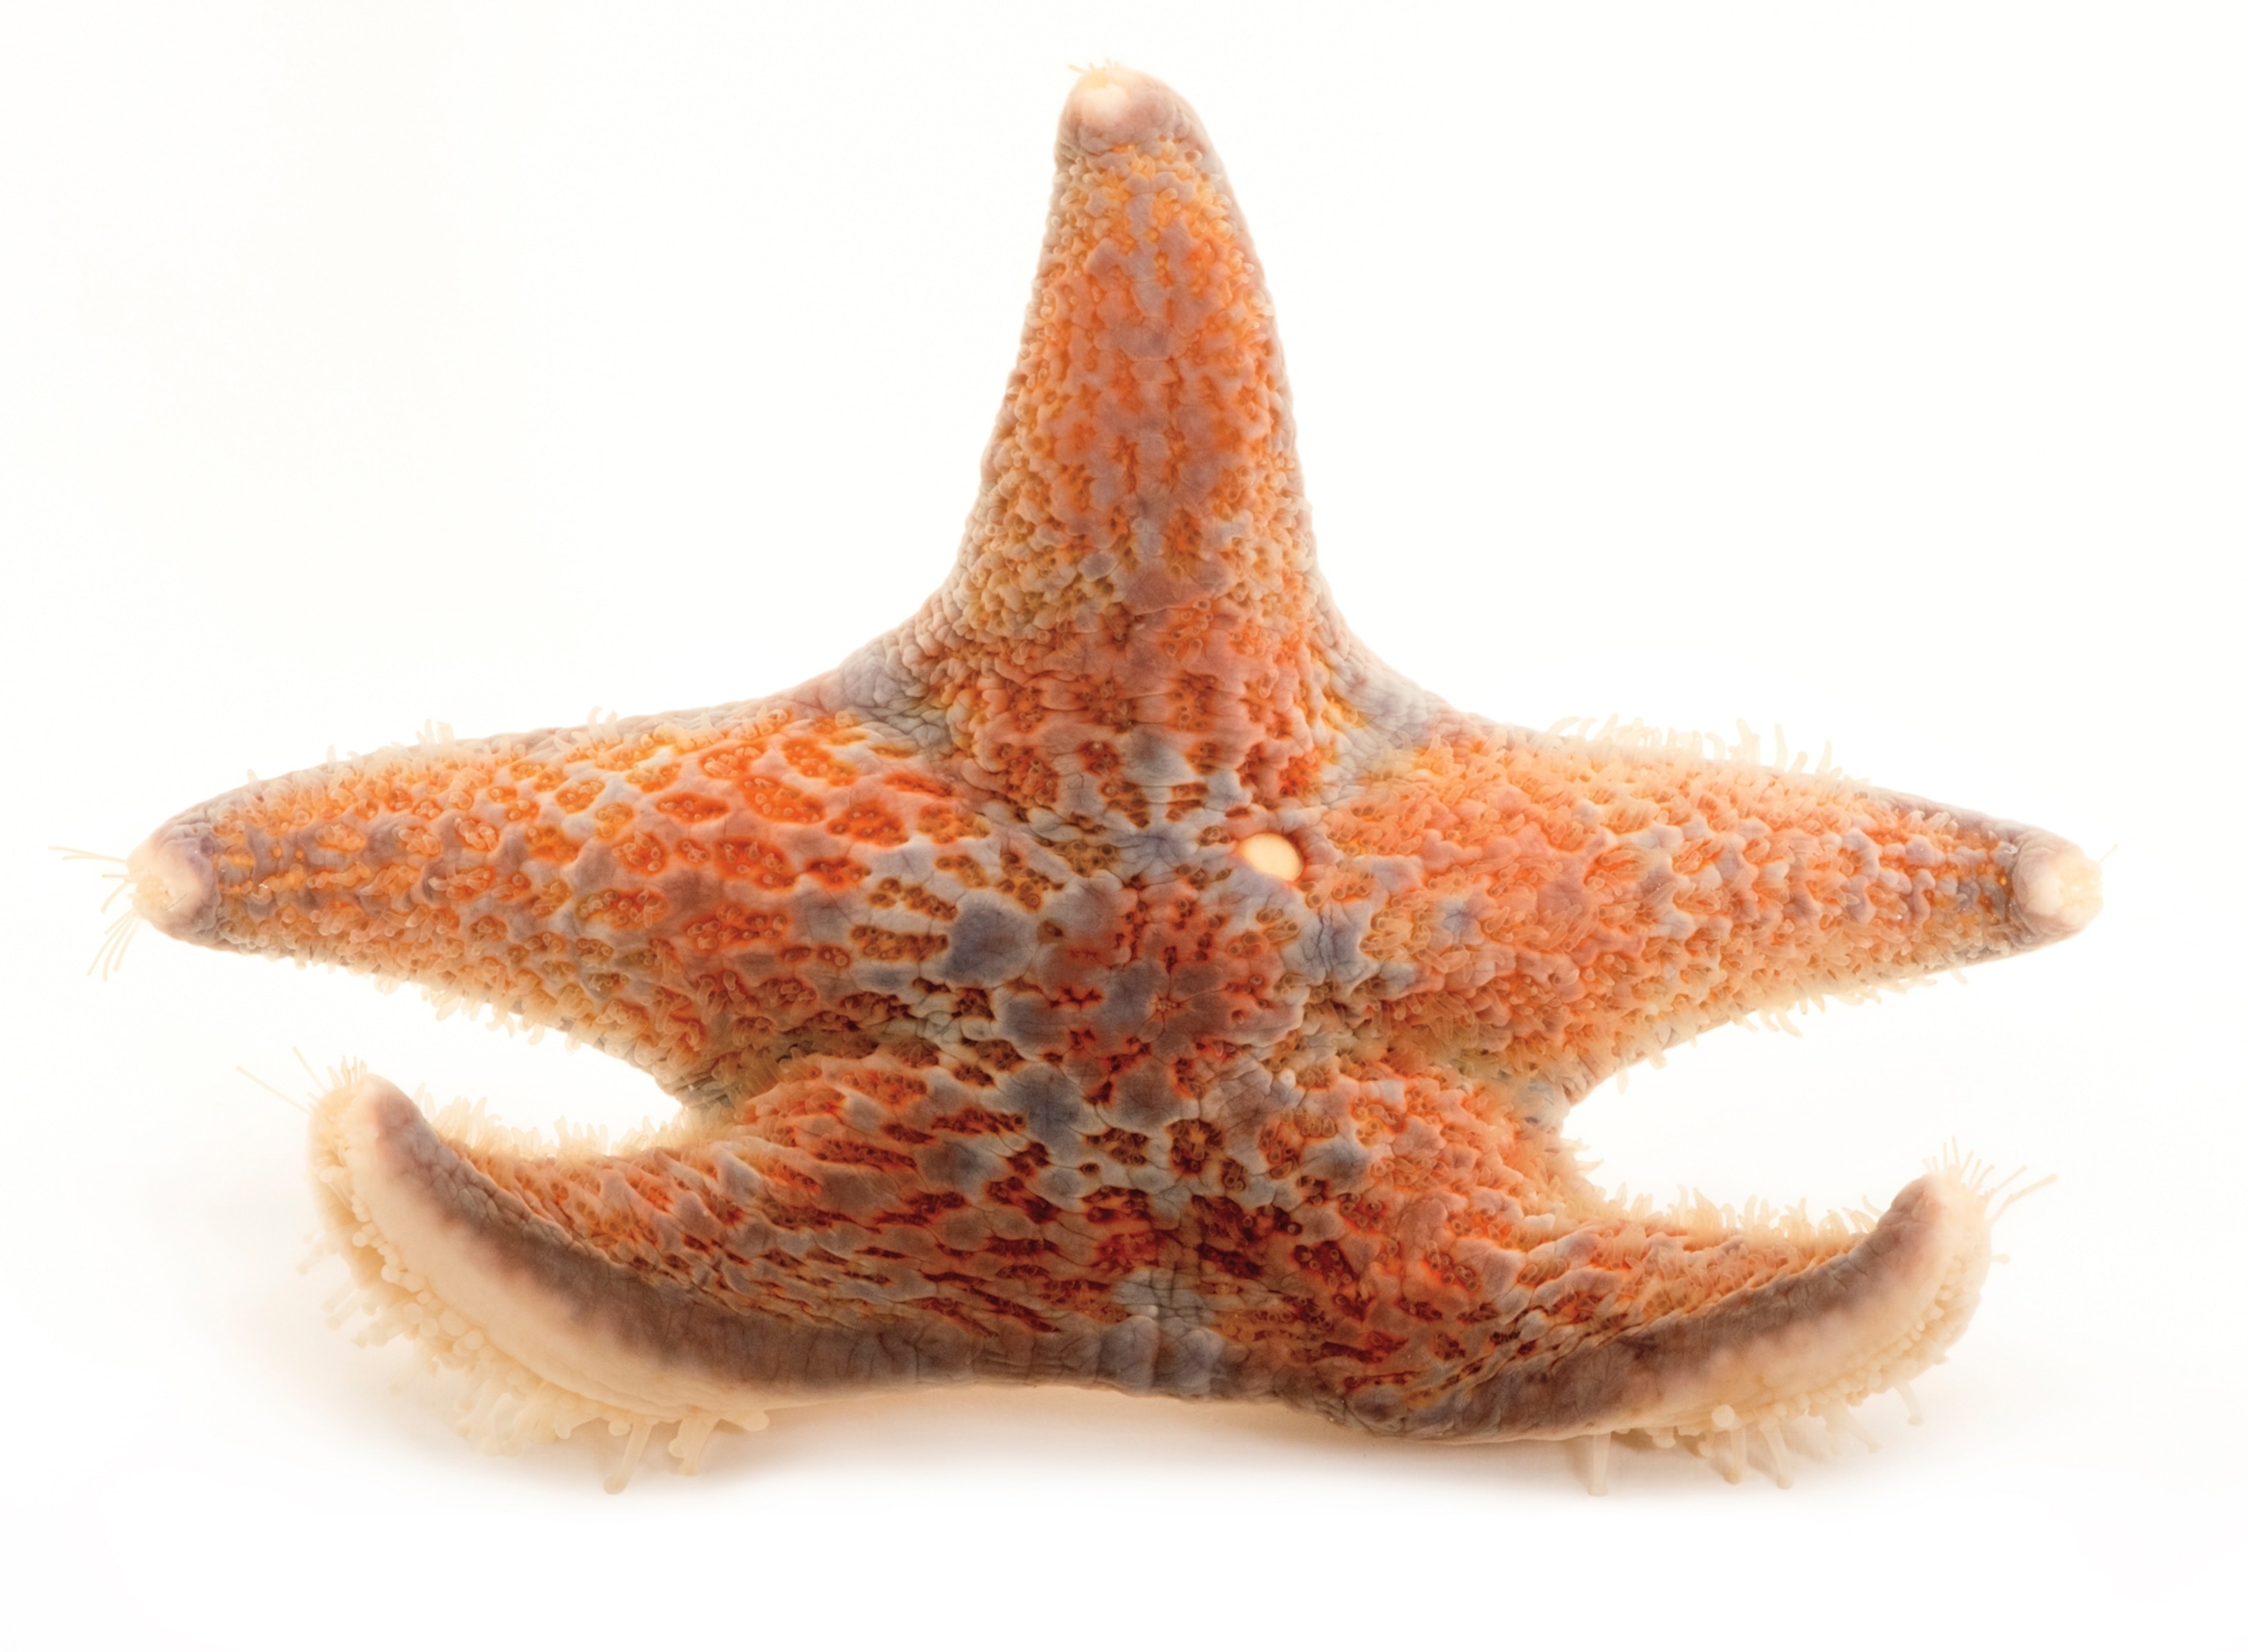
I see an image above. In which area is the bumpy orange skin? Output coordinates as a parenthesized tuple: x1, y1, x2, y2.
(135, 68, 2095, 1457)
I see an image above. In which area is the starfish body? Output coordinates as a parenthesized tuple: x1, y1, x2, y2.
(133, 68, 2099, 1485)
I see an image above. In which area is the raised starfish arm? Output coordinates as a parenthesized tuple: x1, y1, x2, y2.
(132, 65, 2098, 1488)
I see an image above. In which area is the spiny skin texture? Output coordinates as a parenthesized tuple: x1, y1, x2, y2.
(134, 67, 2099, 1476)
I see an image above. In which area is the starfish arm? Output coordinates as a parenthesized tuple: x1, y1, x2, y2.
(1314, 719, 2103, 1106)
(129, 701, 1041, 1106)
(309, 1045, 1991, 1458)
(892, 66, 1429, 817)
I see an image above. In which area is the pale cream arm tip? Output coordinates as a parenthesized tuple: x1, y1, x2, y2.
(2012, 833, 2103, 940)
(1061, 64, 1199, 153)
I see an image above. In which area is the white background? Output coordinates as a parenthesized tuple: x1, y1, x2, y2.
(4, 5, 2243, 1647)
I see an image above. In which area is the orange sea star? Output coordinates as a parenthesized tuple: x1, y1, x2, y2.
(131, 66, 2100, 1492)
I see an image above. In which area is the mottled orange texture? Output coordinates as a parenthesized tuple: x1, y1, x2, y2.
(132, 66, 2099, 1491)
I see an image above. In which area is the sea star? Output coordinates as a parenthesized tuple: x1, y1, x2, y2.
(130, 66, 2099, 1492)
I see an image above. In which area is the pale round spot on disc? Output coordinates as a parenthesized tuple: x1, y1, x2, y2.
(1237, 832, 1302, 882)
